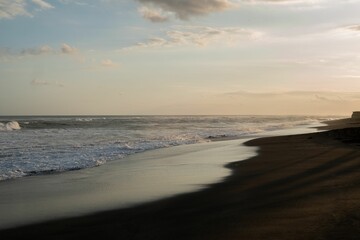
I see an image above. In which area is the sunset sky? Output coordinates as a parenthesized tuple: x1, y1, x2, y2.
(1, 0, 360, 115)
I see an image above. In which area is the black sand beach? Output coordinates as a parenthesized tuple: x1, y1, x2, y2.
(2, 118, 360, 239)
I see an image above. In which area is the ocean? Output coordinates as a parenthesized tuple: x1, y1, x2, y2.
(0, 115, 336, 182)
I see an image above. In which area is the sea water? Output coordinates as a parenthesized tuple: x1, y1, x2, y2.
(0, 115, 338, 181)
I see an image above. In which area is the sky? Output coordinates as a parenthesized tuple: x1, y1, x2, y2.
(1, 0, 360, 116)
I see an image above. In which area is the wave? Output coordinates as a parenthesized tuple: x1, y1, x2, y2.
(17, 118, 105, 129)
(0, 116, 343, 182)
(0, 121, 21, 131)
(76, 118, 93, 122)
(0, 158, 107, 181)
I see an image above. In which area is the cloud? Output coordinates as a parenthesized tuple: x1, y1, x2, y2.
(31, 78, 64, 87)
(60, 43, 85, 62)
(125, 25, 263, 50)
(58, 0, 89, 6)
(31, 78, 50, 86)
(132, 37, 167, 48)
(240, 0, 331, 11)
(138, 6, 169, 22)
(101, 59, 118, 67)
(0, 44, 80, 61)
(31, 0, 53, 10)
(20, 45, 53, 55)
(61, 43, 78, 54)
(242, 0, 322, 4)
(0, 0, 54, 19)
(0, 0, 30, 19)
(240, 0, 360, 11)
(83, 59, 120, 71)
(137, 0, 234, 21)
(330, 25, 360, 38)
(347, 25, 360, 32)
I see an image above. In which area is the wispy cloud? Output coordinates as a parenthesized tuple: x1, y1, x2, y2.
(31, 0, 54, 10)
(20, 45, 53, 55)
(337, 24, 360, 37)
(241, 0, 324, 4)
(0, 0, 30, 19)
(346, 25, 360, 32)
(124, 25, 263, 50)
(138, 6, 169, 22)
(101, 59, 119, 67)
(82, 59, 121, 71)
(324, 24, 360, 39)
(137, 0, 234, 21)
(58, 0, 89, 6)
(61, 43, 78, 54)
(0, 43, 79, 60)
(239, 0, 336, 11)
(31, 78, 64, 87)
(0, 0, 53, 19)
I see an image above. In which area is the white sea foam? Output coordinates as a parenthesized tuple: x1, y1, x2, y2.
(75, 118, 93, 122)
(0, 121, 21, 131)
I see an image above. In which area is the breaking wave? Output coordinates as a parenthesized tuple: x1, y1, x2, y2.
(0, 121, 21, 131)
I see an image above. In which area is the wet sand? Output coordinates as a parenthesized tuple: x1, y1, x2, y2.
(2, 118, 360, 239)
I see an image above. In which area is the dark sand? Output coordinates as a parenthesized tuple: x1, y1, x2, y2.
(2, 118, 360, 239)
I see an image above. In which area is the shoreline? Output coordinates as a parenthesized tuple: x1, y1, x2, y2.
(2, 118, 360, 239)
(0, 138, 257, 230)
